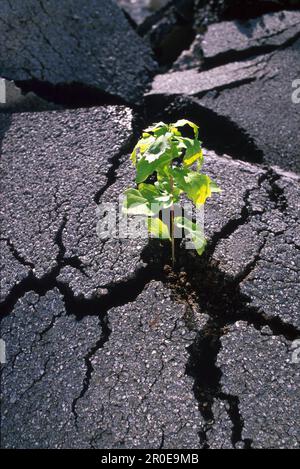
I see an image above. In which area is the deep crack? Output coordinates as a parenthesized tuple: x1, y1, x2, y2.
(94, 109, 145, 204)
(208, 170, 268, 257)
(169, 247, 300, 448)
(15, 79, 127, 108)
(145, 95, 264, 163)
(71, 315, 111, 428)
(1, 237, 35, 269)
(202, 29, 300, 70)
(263, 167, 288, 213)
(156, 168, 300, 448)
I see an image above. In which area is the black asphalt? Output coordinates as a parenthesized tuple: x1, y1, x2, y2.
(0, 0, 156, 103)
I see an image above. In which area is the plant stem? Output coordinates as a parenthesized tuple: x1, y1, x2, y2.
(170, 175, 175, 267)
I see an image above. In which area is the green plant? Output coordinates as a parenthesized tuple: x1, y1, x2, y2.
(122, 120, 221, 266)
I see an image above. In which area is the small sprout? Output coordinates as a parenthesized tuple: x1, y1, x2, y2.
(123, 120, 221, 266)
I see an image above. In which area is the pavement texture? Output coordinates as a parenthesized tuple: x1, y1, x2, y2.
(0, 289, 101, 448)
(201, 10, 300, 62)
(147, 38, 300, 172)
(1, 105, 299, 447)
(74, 281, 204, 449)
(217, 322, 300, 448)
(173, 9, 300, 70)
(1, 0, 299, 450)
(0, 0, 156, 104)
(0, 106, 135, 301)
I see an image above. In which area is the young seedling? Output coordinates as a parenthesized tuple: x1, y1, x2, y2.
(122, 120, 221, 267)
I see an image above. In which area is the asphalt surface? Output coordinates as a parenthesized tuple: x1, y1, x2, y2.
(0, 106, 134, 301)
(202, 10, 300, 62)
(1, 289, 101, 448)
(174, 9, 300, 70)
(117, 0, 164, 25)
(148, 37, 300, 171)
(75, 281, 204, 449)
(1, 118, 299, 447)
(217, 322, 300, 448)
(0, 0, 156, 103)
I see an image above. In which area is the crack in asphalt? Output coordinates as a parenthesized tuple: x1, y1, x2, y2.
(17, 356, 51, 400)
(184, 298, 299, 448)
(1, 136, 298, 449)
(71, 315, 111, 428)
(15, 79, 127, 108)
(0, 218, 164, 320)
(145, 94, 265, 163)
(160, 167, 300, 448)
(3, 162, 296, 448)
(208, 182, 262, 257)
(184, 281, 299, 449)
(208, 166, 290, 260)
(203, 28, 300, 69)
(0, 237, 35, 269)
(0, 223, 166, 433)
(263, 167, 288, 213)
(93, 126, 139, 205)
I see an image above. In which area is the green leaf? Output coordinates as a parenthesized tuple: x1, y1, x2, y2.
(123, 181, 179, 218)
(139, 182, 173, 211)
(136, 152, 173, 184)
(174, 137, 203, 167)
(147, 217, 170, 240)
(138, 183, 159, 200)
(131, 135, 156, 166)
(136, 135, 179, 183)
(122, 188, 153, 216)
(143, 134, 170, 163)
(154, 180, 181, 202)
(169, 126, 182, 136)
(156, 164, 171, 181)
(170, 119, 199, 138)
(144, 122, 169, 136)
(184, 140, 203, 167)
(174, 216, 207, 255)
(171, 168, 212, 205)
(125, 119, 221, 259)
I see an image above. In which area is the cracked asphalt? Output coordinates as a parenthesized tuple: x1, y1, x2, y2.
(201, 10, 300, 61)
(217, 322, 300, 449)
(0, 106, 134, 300)
(0, 0, 156, 104)
(1, 289, 101, 448)
(1, 0, 300, 450)
(148, 33, 300, 171)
